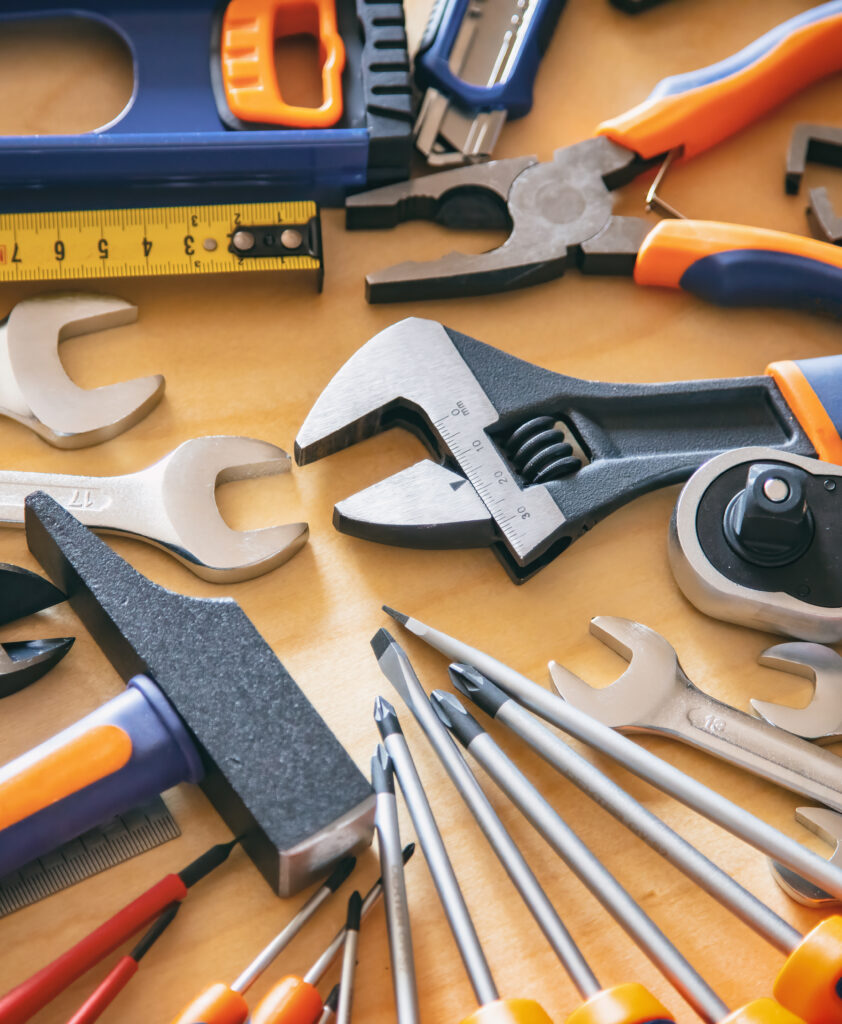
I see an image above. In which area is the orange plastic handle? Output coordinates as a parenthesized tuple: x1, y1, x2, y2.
(169, 982, 248, 1024)
(766, 361, 842, 466)
(773, 915, 842, 1024)
(251, 975, 324, 1024)
(0, 724, 131, 832)
(720, 999, 807, 1024)
(565, 984, 674, 1024)
(597, 5, 842, 160)
(460, 998, 555, 1024)
(221, 0, 345, 128)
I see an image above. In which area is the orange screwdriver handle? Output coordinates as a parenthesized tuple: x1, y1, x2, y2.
(565, 984, 674, 1024)
(251, 976, 324, 1024)
(773, 915, 842, 1024)
(169, 982, 249, 1024)
(720, 998, 807, 1024)
(459, 998, 555, 1024)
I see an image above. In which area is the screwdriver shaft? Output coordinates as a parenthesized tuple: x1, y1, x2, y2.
(377, 699, 499, 1005)
(389, 610, 842, 900)
(375, 633, 601, 999)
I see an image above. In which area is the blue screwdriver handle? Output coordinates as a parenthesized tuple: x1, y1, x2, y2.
(415, 0, 566, 117)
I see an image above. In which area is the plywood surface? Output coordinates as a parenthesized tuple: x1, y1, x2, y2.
(1, 2, 842, 1022)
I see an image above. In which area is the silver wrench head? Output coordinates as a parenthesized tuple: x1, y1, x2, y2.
(548, 617, 685, 727)
(769, 806, 842, 908)
(751, 643, 842, 742)
(0, 293, 165, 448)
(153, 436, 308, 583)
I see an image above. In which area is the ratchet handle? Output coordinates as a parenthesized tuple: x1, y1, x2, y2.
(634, 220, 842, 318)
(597, 1, 842, 159)
(0, 675, 203, 879)
(415, 0, 566, 116)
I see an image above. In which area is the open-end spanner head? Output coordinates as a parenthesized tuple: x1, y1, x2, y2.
(149, 436, 309, 582)
(751, 643, 842, 742)
(548, 617, 686, 728)
(770, 807, 842, 909)
(0, 563, 73, 696)
(0, 293, 165, 448)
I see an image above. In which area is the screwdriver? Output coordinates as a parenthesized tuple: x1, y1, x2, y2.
(382, 608, 842, 902)
(372, 745, 419, 1024)
(432, 686, 810, 1024)
(0, 837, 240, 1024)
(445, 662, 842, 1024)
(335, 892, 362, 1024)
(169, 855, 356, 1024)
(248, 848, 416, 1024)
(316, 985, 340, 1024)
(375, 693, 556, 1024)
(372, 630, 675, 1024)
(67, 903, 180, 1024)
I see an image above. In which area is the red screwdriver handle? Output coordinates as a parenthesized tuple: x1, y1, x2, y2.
(0, 873, 187, 1024)
(65, 956, 138, 1024)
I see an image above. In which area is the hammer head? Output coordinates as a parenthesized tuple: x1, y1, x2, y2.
(25, 493, 373, 896)
(548, 617, 685, 727)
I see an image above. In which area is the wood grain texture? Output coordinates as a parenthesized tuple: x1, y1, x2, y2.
(0, 1, 841, 1021)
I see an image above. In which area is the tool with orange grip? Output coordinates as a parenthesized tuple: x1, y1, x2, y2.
(0, 838, 238, 1024)
(346, 0, 842, 306)
(65, 903, 181, 1024)
(169, 855, 356, 1024)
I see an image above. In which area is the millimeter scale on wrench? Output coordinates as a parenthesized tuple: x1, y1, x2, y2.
(0, 201, 322, 286)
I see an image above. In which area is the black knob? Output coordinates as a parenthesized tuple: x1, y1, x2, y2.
(723, 463, 814, 566)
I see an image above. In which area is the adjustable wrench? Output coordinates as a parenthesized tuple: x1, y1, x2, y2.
(294, 318, 839, 582)
(0, 437, 308, 582)
(548, 617, 842, 812)
(0, 292, 164, 447)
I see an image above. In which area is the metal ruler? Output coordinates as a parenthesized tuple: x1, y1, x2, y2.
(0, 201, 323, 286)
(0, 797, 180, 917)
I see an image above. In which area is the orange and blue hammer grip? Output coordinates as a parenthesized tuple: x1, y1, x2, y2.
(773, 910, 842, 1024)
(0, 674, 203, 881)
(767, 357, 842, 466)
(597, 1, 842, 159)
(0, 873, 187, 1024)
(634, 220, 842, 320)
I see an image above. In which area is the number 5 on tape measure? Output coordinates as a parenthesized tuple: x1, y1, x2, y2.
(0, 202, 323, 288)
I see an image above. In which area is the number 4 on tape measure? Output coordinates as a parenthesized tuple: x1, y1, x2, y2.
(0, 202, 323, 288)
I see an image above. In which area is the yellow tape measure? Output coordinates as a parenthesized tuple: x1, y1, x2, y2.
(0, 201, 323, 285)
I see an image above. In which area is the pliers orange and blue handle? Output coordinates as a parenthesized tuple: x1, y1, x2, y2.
(349, 1, 842, 312)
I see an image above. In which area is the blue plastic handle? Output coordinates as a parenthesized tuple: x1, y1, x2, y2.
(0, 676, 203, 879)
(415, 0, 566, 117)
(646, 0, 842, 101)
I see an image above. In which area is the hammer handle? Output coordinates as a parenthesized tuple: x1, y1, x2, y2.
(0, 874, 186, 1024)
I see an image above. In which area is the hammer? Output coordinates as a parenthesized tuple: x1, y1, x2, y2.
(0, 493, 373, 896)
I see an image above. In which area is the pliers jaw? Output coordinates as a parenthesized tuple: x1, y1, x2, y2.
(345, 137, 654, 302)
(0, 563, 73, 696)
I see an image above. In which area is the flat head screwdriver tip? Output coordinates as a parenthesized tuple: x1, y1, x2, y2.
(382, 605, 409, 625)
(371, 628, 396, 659)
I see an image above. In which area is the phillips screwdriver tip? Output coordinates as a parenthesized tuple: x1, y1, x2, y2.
(382, 605, 409, 626)
(371, 745, 395, 793)
(430, 690, 485, 747)
(373, 694, 399, 723)
(448, 663, 509, 717)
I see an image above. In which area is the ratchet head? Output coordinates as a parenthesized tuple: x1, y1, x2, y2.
(0, 293, 165, 448)
(549, 617, 685, 727)
(769, 806, 842, 909)
(751, 642, 842, 742)
(151, 437, 308, 583)
(346, 138, 647, 302)
(0, 637, 75, 698)
(0, 563, 67, 625)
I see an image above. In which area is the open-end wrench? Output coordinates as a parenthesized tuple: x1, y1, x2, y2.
(752, 643, 842, 743)
(770, 807, 842, 909)
(0, 438, 308, 582)
(0, 293, 165, 448)
(548, 617, 842, 812)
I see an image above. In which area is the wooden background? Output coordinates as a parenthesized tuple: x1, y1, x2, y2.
(1, 2, 842, 1021)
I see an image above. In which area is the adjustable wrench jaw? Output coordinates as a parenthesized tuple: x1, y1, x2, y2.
(346, 138, 650, 302)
